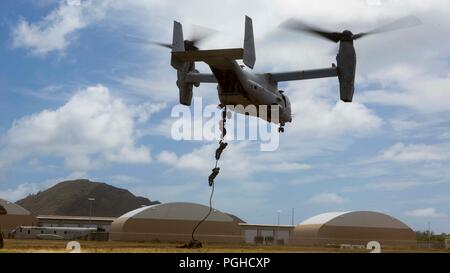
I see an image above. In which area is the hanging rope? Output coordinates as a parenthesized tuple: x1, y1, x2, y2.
(189, 176, 215, 246)
(180, 108, 228, 249)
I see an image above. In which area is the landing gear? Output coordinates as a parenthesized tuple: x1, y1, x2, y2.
(278, 123, 285, 133)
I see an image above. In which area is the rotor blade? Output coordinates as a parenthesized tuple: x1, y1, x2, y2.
(280, 18, 343, 43)
(152, 42, 173, 49)
(124, 34, 173, 49)
(353, 15, 422, 40)
(189, 24, 218, 45)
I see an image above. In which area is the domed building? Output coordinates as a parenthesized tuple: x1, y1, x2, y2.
(292, 211, 416, 247)
(110, 202, 243, 243)
(0, 198, 36, 235)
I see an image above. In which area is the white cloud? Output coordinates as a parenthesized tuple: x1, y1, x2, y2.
(108, 175, 140, 184)
(378, 143, 450, 162)
(157, 146, 209, 173)
(405, 208, 445, 218)
(389, 118, 423, 132)
(117, 70, 179, 103)
(0, 85, 162, 173)
(271, 162, 312, 172)
(342, 180, 423, 192)
(157, 150, 178, 165)
(134, 182, 200, 202)
(288, 84, 383, 137)
(307, 192, 346, 204)
(157, 140, 313, 180)
(288, 175, 330, 186)
(359, 65, 450, 113)
(0, 183, 39, 202)
(11, 0, 111, 56)
(132, 102, 166, 123)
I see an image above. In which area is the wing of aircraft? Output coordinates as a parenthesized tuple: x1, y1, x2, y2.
(185, 72, 217, 83)
(172, 48, 244, 70)
(266, 67, 338, 82)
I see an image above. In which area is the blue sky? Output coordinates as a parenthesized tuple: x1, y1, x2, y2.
(1, 0, 450, 233)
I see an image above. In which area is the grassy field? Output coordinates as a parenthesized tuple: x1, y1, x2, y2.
(1, 239, 450, 253)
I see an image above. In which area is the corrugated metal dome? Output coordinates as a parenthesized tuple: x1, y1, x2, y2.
(293, 211, 416, 246)
(300, 211, 352, 225)
(299, 211, 411, 229)
(117, 202, 234, 222)
(110, 202, 243, 243)
(0, 199, 36, 235)
(0, 199, 30, 215)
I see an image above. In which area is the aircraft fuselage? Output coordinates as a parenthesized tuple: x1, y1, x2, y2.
(210, 61, 292, 125)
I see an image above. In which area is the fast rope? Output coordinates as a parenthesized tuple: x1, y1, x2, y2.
(180, 108, 228, 249)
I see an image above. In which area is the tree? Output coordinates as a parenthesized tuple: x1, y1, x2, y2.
(416, 230, 448, 242)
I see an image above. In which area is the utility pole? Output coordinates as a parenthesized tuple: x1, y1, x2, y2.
(428, 221, 431, 249)
(291, 208, 294, 226)
(88, 198, 95, 225)
(276, 210, 281, 245)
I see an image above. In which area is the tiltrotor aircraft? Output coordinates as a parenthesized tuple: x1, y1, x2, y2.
(152, 15, 420, 132)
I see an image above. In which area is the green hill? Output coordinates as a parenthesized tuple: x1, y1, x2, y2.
(16, 179, 160, 217)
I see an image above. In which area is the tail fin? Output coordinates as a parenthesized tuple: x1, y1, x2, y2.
(170, 21, 195, 105)
(243, 16, 256, 69)
(172, 21, 184, 51)
(171, 21, 185, 70)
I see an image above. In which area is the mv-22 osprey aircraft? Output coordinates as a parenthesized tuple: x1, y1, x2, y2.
(153, 15, 420, 133)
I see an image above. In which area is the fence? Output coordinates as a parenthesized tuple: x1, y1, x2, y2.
(416, 240, 446, 249)
(5, 228, 450, 251)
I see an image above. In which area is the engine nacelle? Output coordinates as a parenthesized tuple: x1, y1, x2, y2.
(176, 62, 197, 106)
(177, 80, 193, 106)
(336, 41, 356, 102)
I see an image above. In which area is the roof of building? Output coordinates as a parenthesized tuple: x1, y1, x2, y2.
(17, 226, 97, 231)
(300, 211, 352, 225)
(299, 211, 411, 229)
(37, 215, 116, 222)
(239, 223, 295, 229)
(117, 202, 235, 222)
(0, 198, 30, 215)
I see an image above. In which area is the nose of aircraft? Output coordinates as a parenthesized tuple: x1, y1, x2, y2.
(281, 94, 292, 123)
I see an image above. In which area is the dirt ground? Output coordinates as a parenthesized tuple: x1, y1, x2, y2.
(1, 239, 449, 253)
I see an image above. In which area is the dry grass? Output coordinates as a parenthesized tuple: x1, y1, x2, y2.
(1, 239, 449, 253)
